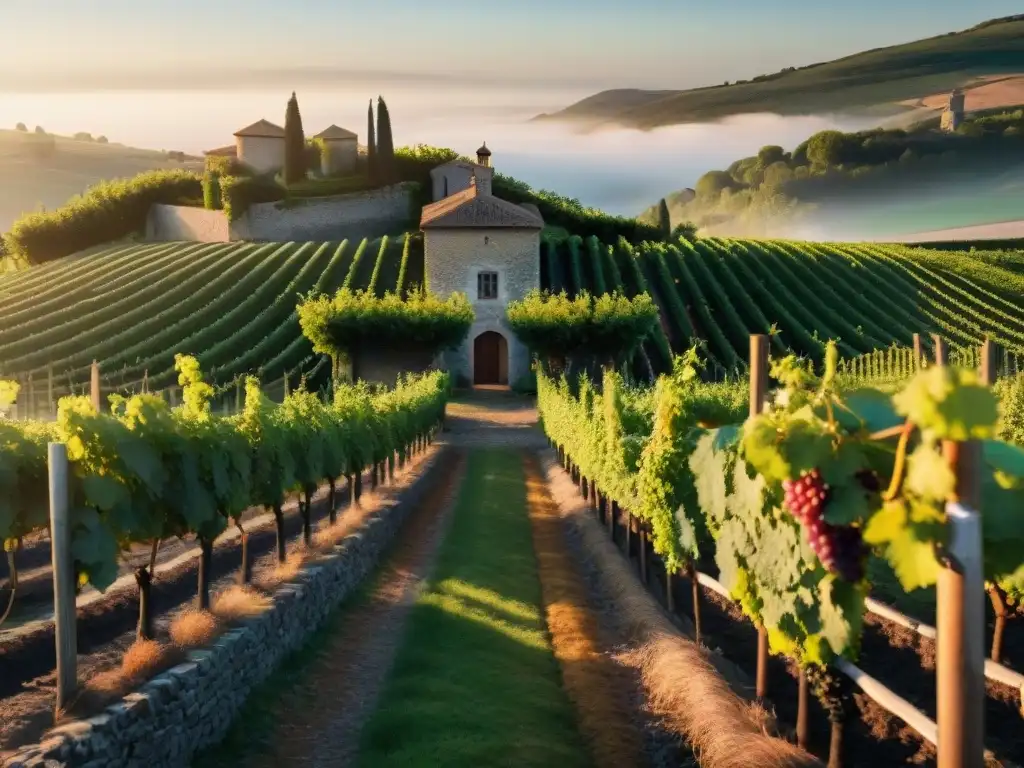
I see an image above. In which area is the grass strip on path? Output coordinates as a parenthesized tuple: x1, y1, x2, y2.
(358, 448, 592, 768)
(193, 450, 463, 768)
(523, 453, 645, 768)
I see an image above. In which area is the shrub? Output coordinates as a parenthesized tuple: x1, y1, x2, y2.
(298, 288, 474, 361)
(6, 169, 202, 264)
(202, 172, 221, 210)
(219, 174, 285, 221)
(34, 125, 45, 134)
(97, 135, 109, 144)
(73, 132, 93, 142)
(15, 122, 26, 131)
(506, 290, 659, 369)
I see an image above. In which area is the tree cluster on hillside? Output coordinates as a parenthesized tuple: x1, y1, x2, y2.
(651, 106, 1024, 235)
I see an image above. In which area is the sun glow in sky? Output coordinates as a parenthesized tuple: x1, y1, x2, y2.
(1, 1, 1021, 90)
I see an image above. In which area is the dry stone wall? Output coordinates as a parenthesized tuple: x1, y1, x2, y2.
(144, 183, 417, 244)
(3, 449, 444, 768)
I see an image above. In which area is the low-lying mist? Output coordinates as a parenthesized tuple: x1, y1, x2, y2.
(0, 83, 877, 217)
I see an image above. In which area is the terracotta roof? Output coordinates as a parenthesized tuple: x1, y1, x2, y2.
(233, 119, 285, 138)
(314, 125, 358, 141)
(420, 184, 543, 230)
(204, 144, 238, 157)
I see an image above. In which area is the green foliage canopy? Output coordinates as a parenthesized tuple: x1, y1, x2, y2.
(505, 289, 659, 367)
(298, 288, 475, 360)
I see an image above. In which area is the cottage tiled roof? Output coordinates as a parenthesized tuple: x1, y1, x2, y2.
(420, 185, 543, 229)
(204, 144, 238, 157)
(429, 159, 483, 177)
(314, 125, 358, 141)
(233, 119, 285, 138)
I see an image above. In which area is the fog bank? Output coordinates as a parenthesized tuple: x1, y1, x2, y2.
(0, 84, 876, 215)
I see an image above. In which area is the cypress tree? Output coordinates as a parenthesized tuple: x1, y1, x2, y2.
(376, 95, 395, 184)
(656, 198, 671, 238)
(283, 91, 306, 185)
(366, 99, 377, 184)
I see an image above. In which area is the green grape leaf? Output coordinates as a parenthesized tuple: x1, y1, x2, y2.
(866, 499, 944, 591)
(838, 389, 903, 433)
(819, 441, 866, 488)
(982, 440, 1024, 486)
(81, 473, 131, 513)
(823, 483, 871, 526)
(893, 367, 998, 441)
(817, 576, 864, 657)
(905, 444, 956, 502)
(116, 438, 165, 492)
(690, 431, 730, 526)
(863, 500, 906, 545)
(780, 420, 833, 478)
(741, 418, 789, 481)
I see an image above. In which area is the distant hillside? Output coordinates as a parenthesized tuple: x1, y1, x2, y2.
(0, 128, 201, 232)
(639, 105, 1024, 240)
(536, 15, 1024, 129)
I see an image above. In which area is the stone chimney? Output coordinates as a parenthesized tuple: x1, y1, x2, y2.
(471, 166, 493, 197)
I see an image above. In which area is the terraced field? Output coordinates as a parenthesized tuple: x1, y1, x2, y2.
(542, 235, 1024, 378)
(4, 233, 1024, 408)
(0, 235, 424, 407)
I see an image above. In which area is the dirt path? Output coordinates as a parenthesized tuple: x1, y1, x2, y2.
(243, 449, 468, 768)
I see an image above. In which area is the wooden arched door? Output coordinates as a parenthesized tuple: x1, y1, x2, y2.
(473, 331, 508, 385)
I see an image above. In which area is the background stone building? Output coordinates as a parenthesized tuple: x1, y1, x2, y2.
(429, 143, 494, 201)
(234, 119, 286, 173)
(420, 145, 543, 387)
(314, 125, 359, 175)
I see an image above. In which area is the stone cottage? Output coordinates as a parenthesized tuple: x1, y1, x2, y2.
(233, 119, 286, 173)
(429, 143, 494, 201)
(420, 144, 543, 387)
(313, 125, 359, 175)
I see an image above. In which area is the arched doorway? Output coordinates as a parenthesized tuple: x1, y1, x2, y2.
(473, 331, 508, 385)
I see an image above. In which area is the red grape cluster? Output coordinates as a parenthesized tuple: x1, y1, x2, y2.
(783, 469, 866, 582)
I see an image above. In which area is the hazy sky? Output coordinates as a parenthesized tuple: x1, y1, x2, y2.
(1, 1, 1020, 90)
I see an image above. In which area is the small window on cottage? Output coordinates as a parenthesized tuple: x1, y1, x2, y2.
(443, 176, 448, 197)
(478, 271, 498, 300)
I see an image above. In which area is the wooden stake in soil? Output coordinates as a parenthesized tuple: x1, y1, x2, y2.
(938, 439, 985, 768)
(90, 360, 101, 412)
(797, 667, 810, 751)
(639, 524, 648, 585)
(686, 562, 702, 645)
(48, 442, 77, 713)
(932, 335, 948, 367)
(978, 339, 1010, 661)
(749, 334, 770, 701)
(913, 333, 923, 372)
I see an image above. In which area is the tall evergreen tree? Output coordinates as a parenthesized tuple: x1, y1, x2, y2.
(284, 91, 306, 185)
(376, 96, 395, 184)
(366, 99, 377, 183)
(656, 198, 672, 238)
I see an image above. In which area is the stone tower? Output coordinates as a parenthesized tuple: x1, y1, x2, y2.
(940, 89, 965, 132)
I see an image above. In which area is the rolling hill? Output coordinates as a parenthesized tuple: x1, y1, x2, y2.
(0, 129, 201, 233)
(535, 15, 1024, 129)
(3, 234, 1023, 411)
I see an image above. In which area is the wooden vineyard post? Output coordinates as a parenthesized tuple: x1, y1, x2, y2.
(749, 334, 770, 701)
(48, 443, 77, 713)
(27, 371, 35, 419)
(937, 346, 985, 767)
(979, 341, 1009, 663)
(913, 333, 923, 372)
(90, 360, 101, 412)
(932, 335, 948, 367)
(797, 668, 810, 751)
(47, 365, 54, 418)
